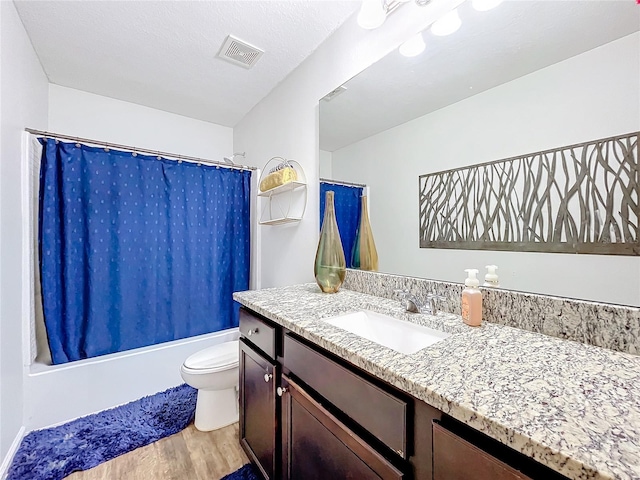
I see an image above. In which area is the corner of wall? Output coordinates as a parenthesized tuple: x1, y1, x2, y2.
(0, 427, 25, 479)
(0, 0, 48, 464)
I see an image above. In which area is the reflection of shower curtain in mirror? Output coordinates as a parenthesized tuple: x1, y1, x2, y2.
(39, 139, 251, 365)
(320, 182, 363, 268)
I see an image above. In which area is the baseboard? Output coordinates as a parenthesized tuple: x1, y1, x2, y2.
(0, 426, 26, 479)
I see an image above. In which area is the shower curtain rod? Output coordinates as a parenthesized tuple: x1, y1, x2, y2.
(320, 178, 367, 188)
(25, 128, 258, 172)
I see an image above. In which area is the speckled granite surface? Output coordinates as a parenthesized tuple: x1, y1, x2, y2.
(343, 269, 640, 355)
(234, 284, 640, 480)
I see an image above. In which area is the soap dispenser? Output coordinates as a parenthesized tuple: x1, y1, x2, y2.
(483, 265, 499, 287)
(462, 269, 482, 327)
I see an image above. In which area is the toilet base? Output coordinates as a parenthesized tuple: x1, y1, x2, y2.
(194, 387, 238, 432)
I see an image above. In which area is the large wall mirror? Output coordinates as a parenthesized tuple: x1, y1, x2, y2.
(320, 0, 640, 306)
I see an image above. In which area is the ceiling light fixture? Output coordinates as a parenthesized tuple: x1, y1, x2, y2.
(399, 32, 426, 57)
(357, 0, 387, 29)
(472, 0, 503, 11)
(357, 0, 426, 30)
(431, 8, 461, 36)
(395, 1, 504, 58)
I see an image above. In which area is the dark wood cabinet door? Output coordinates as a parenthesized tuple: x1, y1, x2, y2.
(239, 339, 277, 480)
(280, 374, 404, 480)
(433, 422, 531, 480)
(433, 418, 568, 480)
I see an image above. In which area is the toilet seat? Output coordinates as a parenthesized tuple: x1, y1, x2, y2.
(182, 340, 239, 374)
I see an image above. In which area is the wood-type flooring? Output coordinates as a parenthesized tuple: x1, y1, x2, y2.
(66, 422, 248, 480)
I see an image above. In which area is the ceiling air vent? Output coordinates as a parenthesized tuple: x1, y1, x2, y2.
(321, 85, 348, 102)
(218, 35, 264, 69)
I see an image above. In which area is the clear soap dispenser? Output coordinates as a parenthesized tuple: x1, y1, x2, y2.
(462, 269, 482, 327)
(484, 265, 499, 287)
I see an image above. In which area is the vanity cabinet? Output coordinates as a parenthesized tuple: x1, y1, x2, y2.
(239, 308, 278, 359)
(280, 374, 404, 480)
(431, 417, 567, 480)
(239, 340, 277, 480)
(282, 333, 409, 459)
(433, 422, 530, 480)
(239, 309, 280, 480)
(238, 306, 568, 480)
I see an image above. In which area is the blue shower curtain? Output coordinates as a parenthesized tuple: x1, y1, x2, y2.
(320, 182, 363, 267)
(39, 139, 251, 365)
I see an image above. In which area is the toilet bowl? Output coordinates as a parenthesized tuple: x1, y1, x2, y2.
(180, 340, 239, 431)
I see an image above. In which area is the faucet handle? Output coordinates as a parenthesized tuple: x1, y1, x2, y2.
(425, 293, 445, 300)
(394, 289, 420, 312)
(424, 294, 445, 315)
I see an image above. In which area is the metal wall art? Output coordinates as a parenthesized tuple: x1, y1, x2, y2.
(418, 132, 639, 255)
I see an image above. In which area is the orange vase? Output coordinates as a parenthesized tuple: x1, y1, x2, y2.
(352, 196, 378, 271)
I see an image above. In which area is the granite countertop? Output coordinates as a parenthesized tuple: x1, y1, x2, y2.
(234, 284, 640, 480)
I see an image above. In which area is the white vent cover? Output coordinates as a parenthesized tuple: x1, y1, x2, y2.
(218, 35, 264, 69)
(321, 85, 348, 102)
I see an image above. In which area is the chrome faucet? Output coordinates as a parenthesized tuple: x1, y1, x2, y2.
(396, 290, 421, 313)
(394, 290, 444, 315)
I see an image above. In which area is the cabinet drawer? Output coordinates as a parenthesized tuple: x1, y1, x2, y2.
(283, 334, 408, 458)
(433, 422, 531, 480)
(240, 308, 277, 360)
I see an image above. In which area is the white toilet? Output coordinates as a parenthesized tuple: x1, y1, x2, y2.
(180, 340, 240, 432)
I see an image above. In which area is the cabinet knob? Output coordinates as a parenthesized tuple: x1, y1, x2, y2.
(248, 328, 259, 336)
(263, 373, 273, 383)
(277, 386, 288, 397)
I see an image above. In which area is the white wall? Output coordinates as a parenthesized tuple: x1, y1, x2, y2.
(234, 0, 464, 288)
(331, 33, 640, 306)
(0, 0, 49, 465)
(319, 149, 332, 179)
(48, 84, 233, 162)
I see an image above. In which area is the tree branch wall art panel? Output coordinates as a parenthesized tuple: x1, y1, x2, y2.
(418, 132, 639, 256)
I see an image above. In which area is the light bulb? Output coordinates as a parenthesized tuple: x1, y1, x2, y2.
(472, 0, 503, 11)
(399, 32, 426, 57)
(431, 8, 461, 36)
(357, 0, 386, 30)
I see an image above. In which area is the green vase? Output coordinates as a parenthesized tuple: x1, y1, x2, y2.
(351, 228, 361, 269)
(315, 191, 346, 293)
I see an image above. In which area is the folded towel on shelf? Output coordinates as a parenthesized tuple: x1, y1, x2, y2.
(260, 165, 298, 192)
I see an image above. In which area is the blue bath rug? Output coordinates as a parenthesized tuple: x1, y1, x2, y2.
(7, 384, 197, 480)
(222, 463, 261, 480)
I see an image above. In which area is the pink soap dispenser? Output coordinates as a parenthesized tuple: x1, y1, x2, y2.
(462, 269, 482, 327)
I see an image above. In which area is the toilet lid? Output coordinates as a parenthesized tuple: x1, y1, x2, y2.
(184, 340, 239, 371)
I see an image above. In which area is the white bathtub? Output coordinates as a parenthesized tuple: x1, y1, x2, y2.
(23, 328, 239, 430)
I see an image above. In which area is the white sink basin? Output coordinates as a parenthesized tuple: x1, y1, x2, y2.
(323, 310, 450, 355)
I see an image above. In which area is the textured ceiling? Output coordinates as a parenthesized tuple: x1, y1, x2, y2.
(15, 0, 360, 127)
(320, 1, 640, 152)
